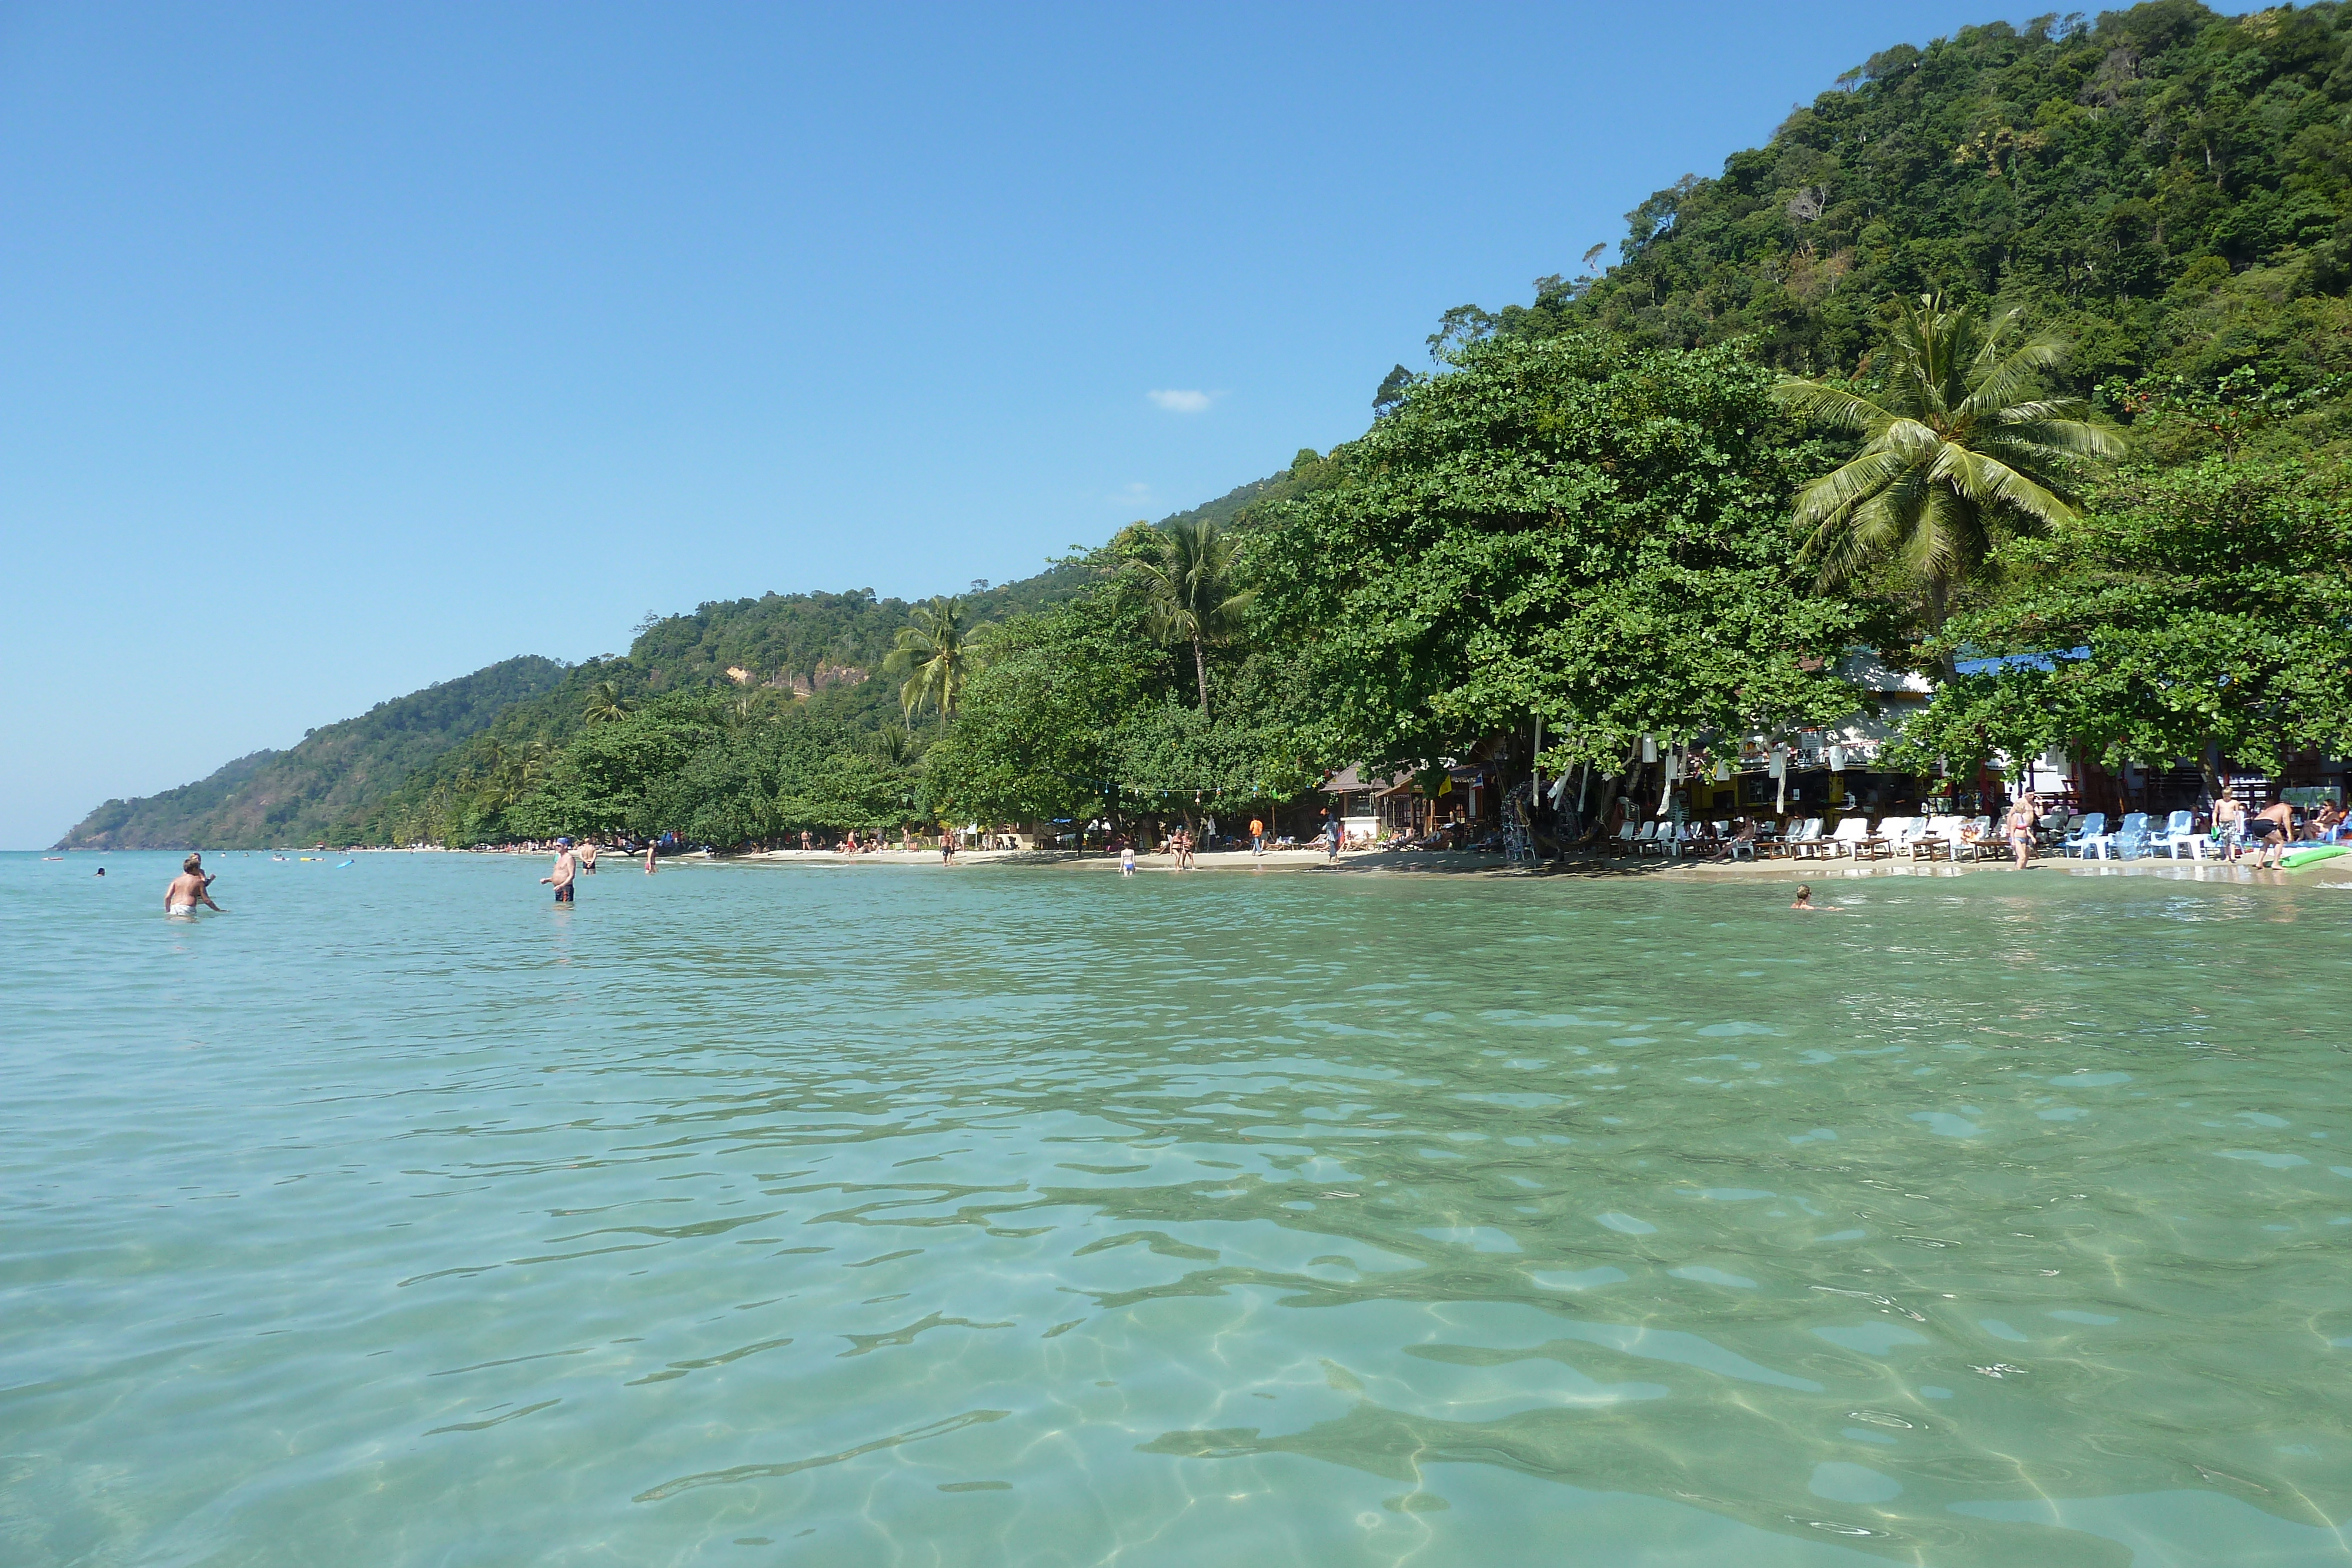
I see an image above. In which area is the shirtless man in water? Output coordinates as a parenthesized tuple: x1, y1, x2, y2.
(540, 838, 580, 902)
(165, 854, 223, 917)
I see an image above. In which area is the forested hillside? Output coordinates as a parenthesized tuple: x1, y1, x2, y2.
(58, 656, 571, 849)
(1449, 0, 2352, 430)
(58, 560, 1110, 849)
(628, 570, 1092, 697)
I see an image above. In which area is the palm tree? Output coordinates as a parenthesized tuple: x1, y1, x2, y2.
(886, 597, 989, 730)
(1777, 295, 2124, 634)
(582, 679, 634, 727)
(1132, 518, 1255, 718)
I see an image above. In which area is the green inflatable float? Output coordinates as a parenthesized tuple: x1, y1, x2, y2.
(2280, 844, 2350, 870)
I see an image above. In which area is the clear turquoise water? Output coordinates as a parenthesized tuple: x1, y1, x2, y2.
(4, 850, 2351, 1567)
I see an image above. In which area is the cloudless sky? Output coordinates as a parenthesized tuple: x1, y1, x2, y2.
(0, 2, 2251, 847)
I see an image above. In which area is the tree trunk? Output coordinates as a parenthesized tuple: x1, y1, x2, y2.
(1923, 576, 1961, 683)
(1577, 743, 1646, 845)
(1192, 638, 1211, 718)
(2200, 743, 2227, 810)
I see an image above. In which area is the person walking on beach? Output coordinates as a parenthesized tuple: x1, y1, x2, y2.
(940, 828, 956, 865)
(165, 854, 223, 917)
(2213, 791, 2246, 858)
(2004, 790, 2040, 870)
(1322, 810, 1343, 861)
(542, 838, 579, 902)
(1250, 816, 1265, 856)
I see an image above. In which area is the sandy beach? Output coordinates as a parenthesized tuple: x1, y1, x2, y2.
(726, 844, 2333, 883)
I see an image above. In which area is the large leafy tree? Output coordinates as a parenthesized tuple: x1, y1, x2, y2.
(1891, 456, 2352, 785)
(928, 546, 1314, 833)
(511, 694, 724, 839)
(1251, 332, 1864, 777)
(884, 597, 991, 730)
(1778, 295, 2124, 634)
(923, 575, 1159, 830)
(1130, 519, 1255, 717)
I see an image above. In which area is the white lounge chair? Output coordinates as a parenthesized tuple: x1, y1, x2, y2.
(1874, 817, 1922, 859)
(1905, 815, 1954, 860)
(1773, 817, 1826, 858)
(1929, 814, 1989, 861)
(1816, 818, 1876, 858)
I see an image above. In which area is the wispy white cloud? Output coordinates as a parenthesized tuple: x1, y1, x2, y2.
(1147, 388, 1216, 414)
(1108, 480, 1155, 510)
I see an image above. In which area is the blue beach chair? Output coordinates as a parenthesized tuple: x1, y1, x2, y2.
(2062, 812, 2110, 858)
(2147, 810, 2205, 860)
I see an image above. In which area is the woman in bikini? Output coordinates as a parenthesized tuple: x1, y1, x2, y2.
(2005, 790, 2041, 870)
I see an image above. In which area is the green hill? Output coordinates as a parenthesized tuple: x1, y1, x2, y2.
(1459, 0, 2352, 427)
(56, 554, 1127, 851)
(629, 568, 1093, 698)
(58, 656, 573, 850)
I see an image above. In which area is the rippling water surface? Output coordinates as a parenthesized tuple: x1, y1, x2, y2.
(5, 850, 2351, 1566)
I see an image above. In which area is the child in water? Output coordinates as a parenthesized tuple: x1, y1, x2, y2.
(1789, 884, 1846, 912)
(1120, 844, 1136, 877)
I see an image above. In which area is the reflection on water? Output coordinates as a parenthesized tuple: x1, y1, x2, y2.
(3, 851, 2350, 1566)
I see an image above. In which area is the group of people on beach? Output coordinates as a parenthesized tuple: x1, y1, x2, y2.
(1991, 788, 2328, 869)
(2211, 792, 2342, 868)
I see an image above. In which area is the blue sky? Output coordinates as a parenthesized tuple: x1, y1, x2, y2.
(0, 2, 2228, 846)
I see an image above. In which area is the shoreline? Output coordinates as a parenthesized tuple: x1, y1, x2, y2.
(58, 844, 2329, 885)
(700, 845, 2334, 883)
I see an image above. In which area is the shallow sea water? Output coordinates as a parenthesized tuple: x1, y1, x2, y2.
(4, 849, 2351, 1567)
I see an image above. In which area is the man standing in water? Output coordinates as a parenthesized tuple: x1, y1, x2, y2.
(165, 854, 224, 917)
(644, 837, 657, 874)
(580, 841, 599, 874)
(541, 838, 579, 902)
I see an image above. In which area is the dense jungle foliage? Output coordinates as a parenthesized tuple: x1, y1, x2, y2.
(68, 2, 2352, 851)
(1478, 0, 2352, 407)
